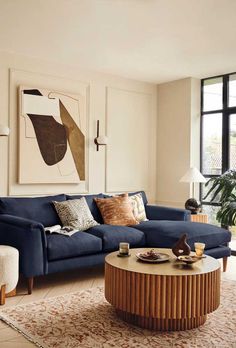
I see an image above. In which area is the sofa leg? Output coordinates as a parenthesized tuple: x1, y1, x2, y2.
(27, 277, 34, 294)
(0, 284, 6, 305)
(223, 256, 228, 272)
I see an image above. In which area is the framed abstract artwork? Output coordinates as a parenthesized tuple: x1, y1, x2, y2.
(18, 86, 86, 184)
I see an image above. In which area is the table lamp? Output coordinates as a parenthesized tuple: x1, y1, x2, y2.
(180, 167, 206, 213)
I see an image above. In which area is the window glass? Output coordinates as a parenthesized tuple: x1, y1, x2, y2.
(201, 181, 221, 203)
(229, 74, 236, 107)
(202, 113, 222, 175)
(201, 72, 236, 249)
(203, 77, 223, 111)
(229, 114, 236, 169)
(201, 205, 220, 226)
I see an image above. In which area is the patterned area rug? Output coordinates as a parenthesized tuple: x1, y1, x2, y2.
(0, 280, 236, 348)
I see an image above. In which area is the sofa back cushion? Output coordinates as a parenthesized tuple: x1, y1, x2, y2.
(66, 193, 104, 223)
(0, 194, 66, 226)
(103, 191, 148, 205)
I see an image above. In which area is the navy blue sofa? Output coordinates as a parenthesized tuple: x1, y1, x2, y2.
(0, 191, 231, 294)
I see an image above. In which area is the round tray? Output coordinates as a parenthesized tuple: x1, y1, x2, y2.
(136, 252, 170, 263)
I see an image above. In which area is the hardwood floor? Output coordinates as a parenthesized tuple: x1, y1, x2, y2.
(0, 257, 235, 347)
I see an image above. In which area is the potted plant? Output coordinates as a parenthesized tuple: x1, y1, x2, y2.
(204, 170, 236, 227)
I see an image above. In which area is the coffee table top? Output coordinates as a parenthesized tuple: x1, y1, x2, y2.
(105, 248, 220, 276)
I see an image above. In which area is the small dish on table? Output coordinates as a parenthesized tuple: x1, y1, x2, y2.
(136, 249, 170, 263)
(177, 255, 202, 264)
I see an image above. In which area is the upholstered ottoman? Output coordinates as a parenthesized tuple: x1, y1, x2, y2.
(0, 245, 19, 305)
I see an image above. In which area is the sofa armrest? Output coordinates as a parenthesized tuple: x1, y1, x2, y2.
(0, 214, 47, 277)
(145, 205, 191, 221)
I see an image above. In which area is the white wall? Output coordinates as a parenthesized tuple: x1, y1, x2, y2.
(0, 51, 157, 202)
(156, 78, 200, 208)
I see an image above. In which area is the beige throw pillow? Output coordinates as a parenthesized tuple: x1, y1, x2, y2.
(94, 193, 138, 226)
(53, 197, 99, 231)
(129, 193, 148, 222)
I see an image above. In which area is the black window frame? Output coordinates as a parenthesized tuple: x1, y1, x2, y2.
(200, 72, 236, 208)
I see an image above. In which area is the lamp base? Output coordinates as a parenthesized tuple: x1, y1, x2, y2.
(185, 198, 201, 214)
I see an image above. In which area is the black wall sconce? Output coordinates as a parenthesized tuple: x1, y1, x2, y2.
(94, 120, 108, 151)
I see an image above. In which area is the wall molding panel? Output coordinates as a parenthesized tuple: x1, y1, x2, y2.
(105, 86, 155, 200)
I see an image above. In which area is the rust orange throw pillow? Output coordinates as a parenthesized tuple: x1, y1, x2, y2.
(94, 194, 138, 226)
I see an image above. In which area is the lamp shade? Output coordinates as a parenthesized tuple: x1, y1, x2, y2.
(180, 167, 206, 183)
(0, 125, 10, 136)
(96, 135, 108, 145)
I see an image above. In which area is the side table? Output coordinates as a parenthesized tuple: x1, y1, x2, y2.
(0, 245, 19, 305)
(191, 213, 208, 223)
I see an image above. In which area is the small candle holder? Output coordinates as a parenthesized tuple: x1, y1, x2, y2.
(118, 242, 130, 257)
(194, 242, 205, 257)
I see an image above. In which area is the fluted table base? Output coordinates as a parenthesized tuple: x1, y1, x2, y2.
(116, 309, 207, 331)
(105, 249, 221, 332)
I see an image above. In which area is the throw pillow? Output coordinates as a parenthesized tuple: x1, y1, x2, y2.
(129, 193, 148, 222)
(94, 193, 138, 226)
(53, 197, 99, 231)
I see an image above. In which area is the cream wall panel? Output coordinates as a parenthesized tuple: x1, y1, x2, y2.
(156, 78, 201, 208)
(156, 200, 185, 209)
(157, 78, 191, 207)
(105, 87, 152, 195)
(0, 66, 9, 196)
(88, 83, 106, 194)
(190, 78, 201, 199)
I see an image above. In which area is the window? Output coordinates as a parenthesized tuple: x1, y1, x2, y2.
(201, 72, 236, 188)
(201, 72, 236, 240)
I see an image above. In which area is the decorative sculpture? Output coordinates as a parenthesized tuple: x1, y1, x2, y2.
(172, 234, 191, 257)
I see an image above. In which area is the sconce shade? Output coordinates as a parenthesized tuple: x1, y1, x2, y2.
(180, 167, 206, 183)
(0, 125, 10, 136)
(96, 135, 108, 145)
(94, 120, 108, 151)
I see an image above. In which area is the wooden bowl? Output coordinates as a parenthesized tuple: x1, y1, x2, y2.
(177, 255, 201, 264)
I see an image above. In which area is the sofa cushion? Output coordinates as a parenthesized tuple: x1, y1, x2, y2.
(129, 191, 148, 205)
(86, 224, 145, 252)
(53, 197, 99, 231)
(129, 193, 148, 222)
(103, 191, 148, 205)
(204, 246, 231, 259)
(133, 220, 231, 250)
(0, 194, 66, 226)
(66, 193, 104, 223)
(46, 231, 102, 261)
(95, 194, 138, 226)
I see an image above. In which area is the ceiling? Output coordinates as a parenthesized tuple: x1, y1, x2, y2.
(0, 0, 236, 83)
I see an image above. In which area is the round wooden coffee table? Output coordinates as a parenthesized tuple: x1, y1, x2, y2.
(105, 248, 221, 331)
